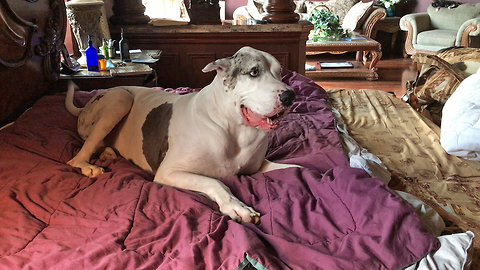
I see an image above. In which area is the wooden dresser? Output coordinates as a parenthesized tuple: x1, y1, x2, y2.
(109, 21, 313, 88)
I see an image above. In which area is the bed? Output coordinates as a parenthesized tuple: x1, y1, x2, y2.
(328, 88, 478, 269)
(1, 67, 445, 269)
(0, 1, 474, 269)
(327, 47, 480, 269)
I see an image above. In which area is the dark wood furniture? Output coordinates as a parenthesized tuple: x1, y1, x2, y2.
(305, 36, 382, 81)
(184, 0, 222, 25)
(57, 68, 157, 91)
(371, 17, 401, 53)
(0, 0, 66, 126)
(57, 54, 160, 91)
(0, 0, 308, 125)
(109, 21, 313, 88)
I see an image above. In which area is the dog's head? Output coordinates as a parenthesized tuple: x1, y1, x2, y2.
(202, 46, 295, 133)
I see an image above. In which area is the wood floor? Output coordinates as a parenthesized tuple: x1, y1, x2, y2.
(306, 53, 417, 98)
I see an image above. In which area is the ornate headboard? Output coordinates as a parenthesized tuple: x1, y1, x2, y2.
(0, 0, 66, 126)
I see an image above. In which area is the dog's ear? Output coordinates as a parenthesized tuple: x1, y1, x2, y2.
(202, 57, 232, 73)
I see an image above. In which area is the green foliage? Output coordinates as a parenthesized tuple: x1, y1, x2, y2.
(306, 8, 351, 42)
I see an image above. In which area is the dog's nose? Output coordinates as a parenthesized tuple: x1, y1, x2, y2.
(279, 90, 295, 107)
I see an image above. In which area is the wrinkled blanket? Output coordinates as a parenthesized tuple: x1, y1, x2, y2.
(0, 70, 438, 269)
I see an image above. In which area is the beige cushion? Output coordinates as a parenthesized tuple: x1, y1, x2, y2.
(413, 54, 468, 107)
(341, 1, 374, 32)
(409, 53, 469, 125)
(413, 48, 480, 110)
(409, 48, 480, 125)
(417, 29, 457, 47)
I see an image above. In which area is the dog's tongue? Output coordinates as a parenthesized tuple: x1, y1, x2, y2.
(241, 106, 278, 132)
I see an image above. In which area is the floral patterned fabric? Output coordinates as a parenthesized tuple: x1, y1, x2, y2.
(408, 53, 467, 126)
(437, 47, 480, 76)
(409, 48, 480, 126)
(412, 53, 468, 108)
(327, 88, 480, 268)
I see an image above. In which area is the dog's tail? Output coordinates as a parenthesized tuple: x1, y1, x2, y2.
(65, 80, 82, 116)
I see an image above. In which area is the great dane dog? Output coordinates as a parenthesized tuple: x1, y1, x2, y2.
(65, 46, 298, 224)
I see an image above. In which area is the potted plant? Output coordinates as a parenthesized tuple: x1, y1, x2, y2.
(306, 8, 351, 42)
(375, 0, 407, 17)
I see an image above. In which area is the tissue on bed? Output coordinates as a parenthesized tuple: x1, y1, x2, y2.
(441, 68, 480, 160)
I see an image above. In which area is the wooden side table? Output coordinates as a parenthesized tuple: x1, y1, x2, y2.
(371, 17, 401, 52)
(58, 66, 156, 91)
(57, 51, 160, 91)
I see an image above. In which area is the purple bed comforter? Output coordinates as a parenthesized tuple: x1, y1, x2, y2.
(0, 70, 438, 269)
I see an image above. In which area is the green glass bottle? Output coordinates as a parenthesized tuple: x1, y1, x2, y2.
(119, 28, 131, 62)
(101, 39, 109, 60)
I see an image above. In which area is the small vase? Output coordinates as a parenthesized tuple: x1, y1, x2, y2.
(385, 6, 395, 17)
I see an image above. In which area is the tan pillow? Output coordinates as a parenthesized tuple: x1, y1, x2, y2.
(437, 47, 480, 76)
(412, 54, 468, 108)
(341, 1, 374, 32)
(324, 0, 359, 23)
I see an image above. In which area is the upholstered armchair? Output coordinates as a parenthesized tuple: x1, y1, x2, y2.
(400, 3, 480, 57)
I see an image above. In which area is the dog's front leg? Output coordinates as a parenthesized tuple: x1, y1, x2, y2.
(257, 159, 301, 173)
(154, 171, 261, 224)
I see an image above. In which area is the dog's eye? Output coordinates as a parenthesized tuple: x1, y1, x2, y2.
(249, 68, 259, 77)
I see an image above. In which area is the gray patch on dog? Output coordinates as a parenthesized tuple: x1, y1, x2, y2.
(224, 66, 240, 90)
(142, 103, 172, 171)
(224, 50, 267, 90)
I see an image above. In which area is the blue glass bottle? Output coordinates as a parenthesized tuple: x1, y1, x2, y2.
(85, 35, 99, 71)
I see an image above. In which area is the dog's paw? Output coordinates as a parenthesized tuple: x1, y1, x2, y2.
(81, 165, 105, 178)
(67, 159, 105, 178)
(219, 197, 261, 225)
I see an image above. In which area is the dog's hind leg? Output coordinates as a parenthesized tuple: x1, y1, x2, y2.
(68, 88, 133, 177)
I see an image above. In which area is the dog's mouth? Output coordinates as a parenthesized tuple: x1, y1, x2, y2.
(240, 105, 289, 132)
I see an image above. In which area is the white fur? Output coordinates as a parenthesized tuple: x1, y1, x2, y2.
(65, 47, 298, 224)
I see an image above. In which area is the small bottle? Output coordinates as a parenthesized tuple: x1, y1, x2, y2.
(100, 39, 109, 60)
(98, 54, 106, 71)
(85, 35, 99, 71)
(108, 39, 116, 59)
(119, 28, 131, 62)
